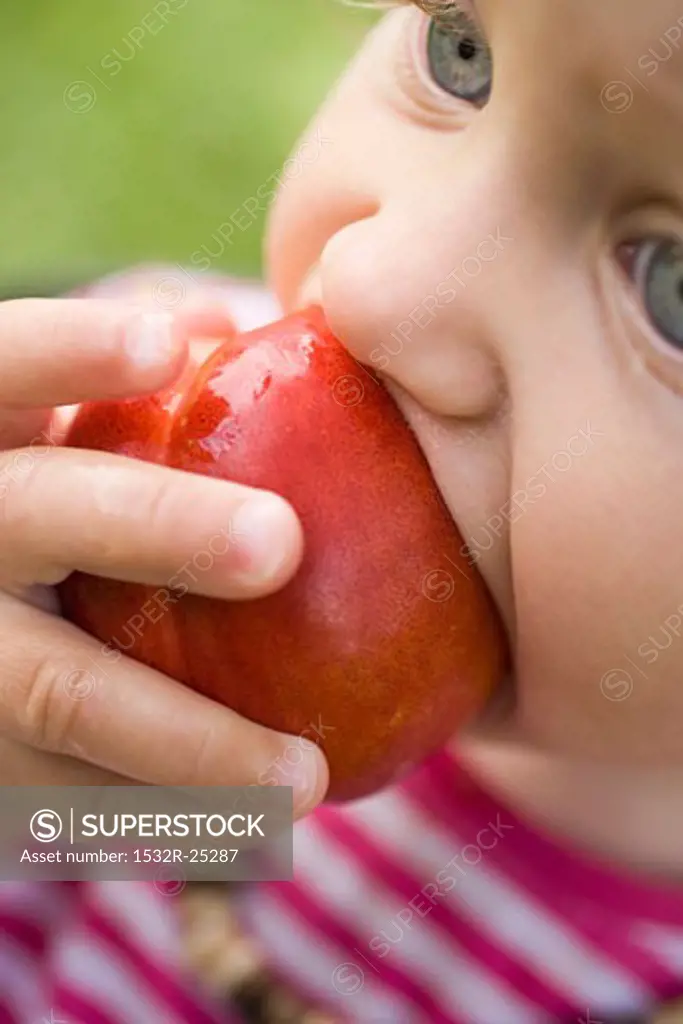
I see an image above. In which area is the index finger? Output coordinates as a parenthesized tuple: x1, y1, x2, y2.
(0, 298, 237, 407)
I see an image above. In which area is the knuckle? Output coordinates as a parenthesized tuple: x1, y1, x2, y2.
(137, 473, 182, 541)
(184, 719, 240, 786)
(10, 299, 63, 350)
(185, 717, 279, 787)
(183, 724, 217, 786)
(0, 451, 48, 534)
(21, 652, 87, 754)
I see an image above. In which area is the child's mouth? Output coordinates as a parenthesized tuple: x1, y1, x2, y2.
(377, 375, 516, 725)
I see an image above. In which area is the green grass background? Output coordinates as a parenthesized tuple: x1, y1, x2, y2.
(0, 1, 375, 293)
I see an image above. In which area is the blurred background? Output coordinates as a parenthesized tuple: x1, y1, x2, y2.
(0, 0, 376, 294)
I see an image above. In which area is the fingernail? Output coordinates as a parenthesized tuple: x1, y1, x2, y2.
(289, 739, 329, 817)
(125, 312, 178, 370)
(231, 494, 299, 584)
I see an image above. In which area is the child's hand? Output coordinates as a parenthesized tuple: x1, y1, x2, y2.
(0, 298, 328, 816)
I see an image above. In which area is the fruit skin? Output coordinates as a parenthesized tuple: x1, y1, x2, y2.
(59, 306, 507, 801)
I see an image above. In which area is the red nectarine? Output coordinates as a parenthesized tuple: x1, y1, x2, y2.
(59, 307, 506, 800)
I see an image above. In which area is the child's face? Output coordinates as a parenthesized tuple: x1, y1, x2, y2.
(266, 0, 683, 767)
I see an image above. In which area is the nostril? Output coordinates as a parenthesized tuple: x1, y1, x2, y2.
(268, 191, 380, 314)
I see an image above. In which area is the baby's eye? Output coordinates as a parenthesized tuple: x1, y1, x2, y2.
(626, 238, 683, 350)
(426, 7, 492, 105)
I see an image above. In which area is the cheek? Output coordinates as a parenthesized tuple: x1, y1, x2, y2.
(512, 417, 683, 765)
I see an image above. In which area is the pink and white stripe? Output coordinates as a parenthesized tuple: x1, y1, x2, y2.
(238, 751, 683, 1022)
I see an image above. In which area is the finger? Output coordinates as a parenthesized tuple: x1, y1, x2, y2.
(0, 737, 134, 786)
(0, 448, 303, 599)
(0, 408, 52, 452)
(0, 298, 192, 407)
(0, 593, 328, 817)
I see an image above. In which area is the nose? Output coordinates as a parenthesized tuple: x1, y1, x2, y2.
(318, 160, 513, 423)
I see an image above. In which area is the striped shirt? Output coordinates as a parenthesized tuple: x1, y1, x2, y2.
(238, 751, 683, 1022)
(2, 750, 683, 1022)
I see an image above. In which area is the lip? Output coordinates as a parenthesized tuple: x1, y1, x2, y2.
(381, 374, 508, 605)
(383, 374, 516, 725)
